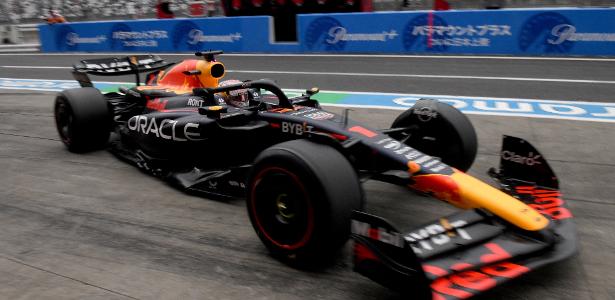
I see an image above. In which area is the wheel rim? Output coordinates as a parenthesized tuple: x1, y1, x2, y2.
(55, 99, 73, 144)
(250, 167, 314, 250)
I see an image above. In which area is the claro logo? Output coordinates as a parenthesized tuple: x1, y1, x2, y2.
(128, 116, 203, 141)
(501, 150, 542, 166)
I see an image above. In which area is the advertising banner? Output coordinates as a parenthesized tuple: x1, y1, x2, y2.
(39, 16, 272, 52)
(39, 8, 615, 56)
(298, 8, 615, 55)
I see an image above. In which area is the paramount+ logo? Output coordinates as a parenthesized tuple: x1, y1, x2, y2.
(304, 16, 398, 51)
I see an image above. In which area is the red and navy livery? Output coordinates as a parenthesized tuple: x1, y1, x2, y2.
(54, 51, 576, 299)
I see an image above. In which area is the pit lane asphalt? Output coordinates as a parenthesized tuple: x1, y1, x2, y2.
(1, 54, 614, 300)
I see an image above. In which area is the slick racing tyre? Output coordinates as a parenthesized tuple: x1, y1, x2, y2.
(247, 140, 363, 267)
(389, 99, 477, 172)
(54, 87, 111, 152)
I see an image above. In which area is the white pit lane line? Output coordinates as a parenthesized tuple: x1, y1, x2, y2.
(0, 77, 614, 123)
(1, 65, 615, 85)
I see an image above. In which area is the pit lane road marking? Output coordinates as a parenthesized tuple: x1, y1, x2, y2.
(0, 77, 613, 123)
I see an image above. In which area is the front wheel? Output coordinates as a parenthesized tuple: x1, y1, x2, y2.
(389, 99, 477, 172)
(247, 140, 363, 266)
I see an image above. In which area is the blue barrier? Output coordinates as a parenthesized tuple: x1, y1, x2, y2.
(298, 8, 615, 55)
(39, 16, 283, 52)
(40, 8, 615, 56)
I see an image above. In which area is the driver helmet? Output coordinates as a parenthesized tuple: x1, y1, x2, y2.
(218, 79, 255, 108)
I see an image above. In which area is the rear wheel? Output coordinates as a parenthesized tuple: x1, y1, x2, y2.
(247, 140, 363, 266)
(389, 99, 477, 172)
(54, 88, 111, 152)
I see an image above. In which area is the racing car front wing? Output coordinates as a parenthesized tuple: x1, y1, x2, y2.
(351, 136, 577, 299)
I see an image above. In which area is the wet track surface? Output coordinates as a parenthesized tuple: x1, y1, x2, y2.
(1, 54, 615, 299)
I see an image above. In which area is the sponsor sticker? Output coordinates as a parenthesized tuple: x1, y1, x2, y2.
(405, 219, 472, 254)
(280, 121, 313, 135)
(376, 137, 449, 173)
(83, 58, 157, 72)
(501, 150, 542, 166)
(186, 97, 205, 107)
(127, 115, 203, 141)
(351, 220, 405, 248)
(304, 111, 335, 120)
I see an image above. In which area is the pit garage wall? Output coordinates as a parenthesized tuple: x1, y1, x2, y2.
(39, 8, 615, 56)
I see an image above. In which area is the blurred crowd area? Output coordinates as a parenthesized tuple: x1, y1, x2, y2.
(0, 0, 613, 24)
(0, 0, 224, 24)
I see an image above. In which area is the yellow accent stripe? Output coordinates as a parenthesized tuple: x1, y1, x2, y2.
(450, 171, 549, 231)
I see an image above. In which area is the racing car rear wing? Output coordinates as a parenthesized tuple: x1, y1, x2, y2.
(72, 54, 173, 87)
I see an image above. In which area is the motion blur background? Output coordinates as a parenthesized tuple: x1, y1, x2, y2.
(1, 0, 614, 24)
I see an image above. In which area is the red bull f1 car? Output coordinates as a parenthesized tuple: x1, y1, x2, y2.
(54, 51, 576, 299)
